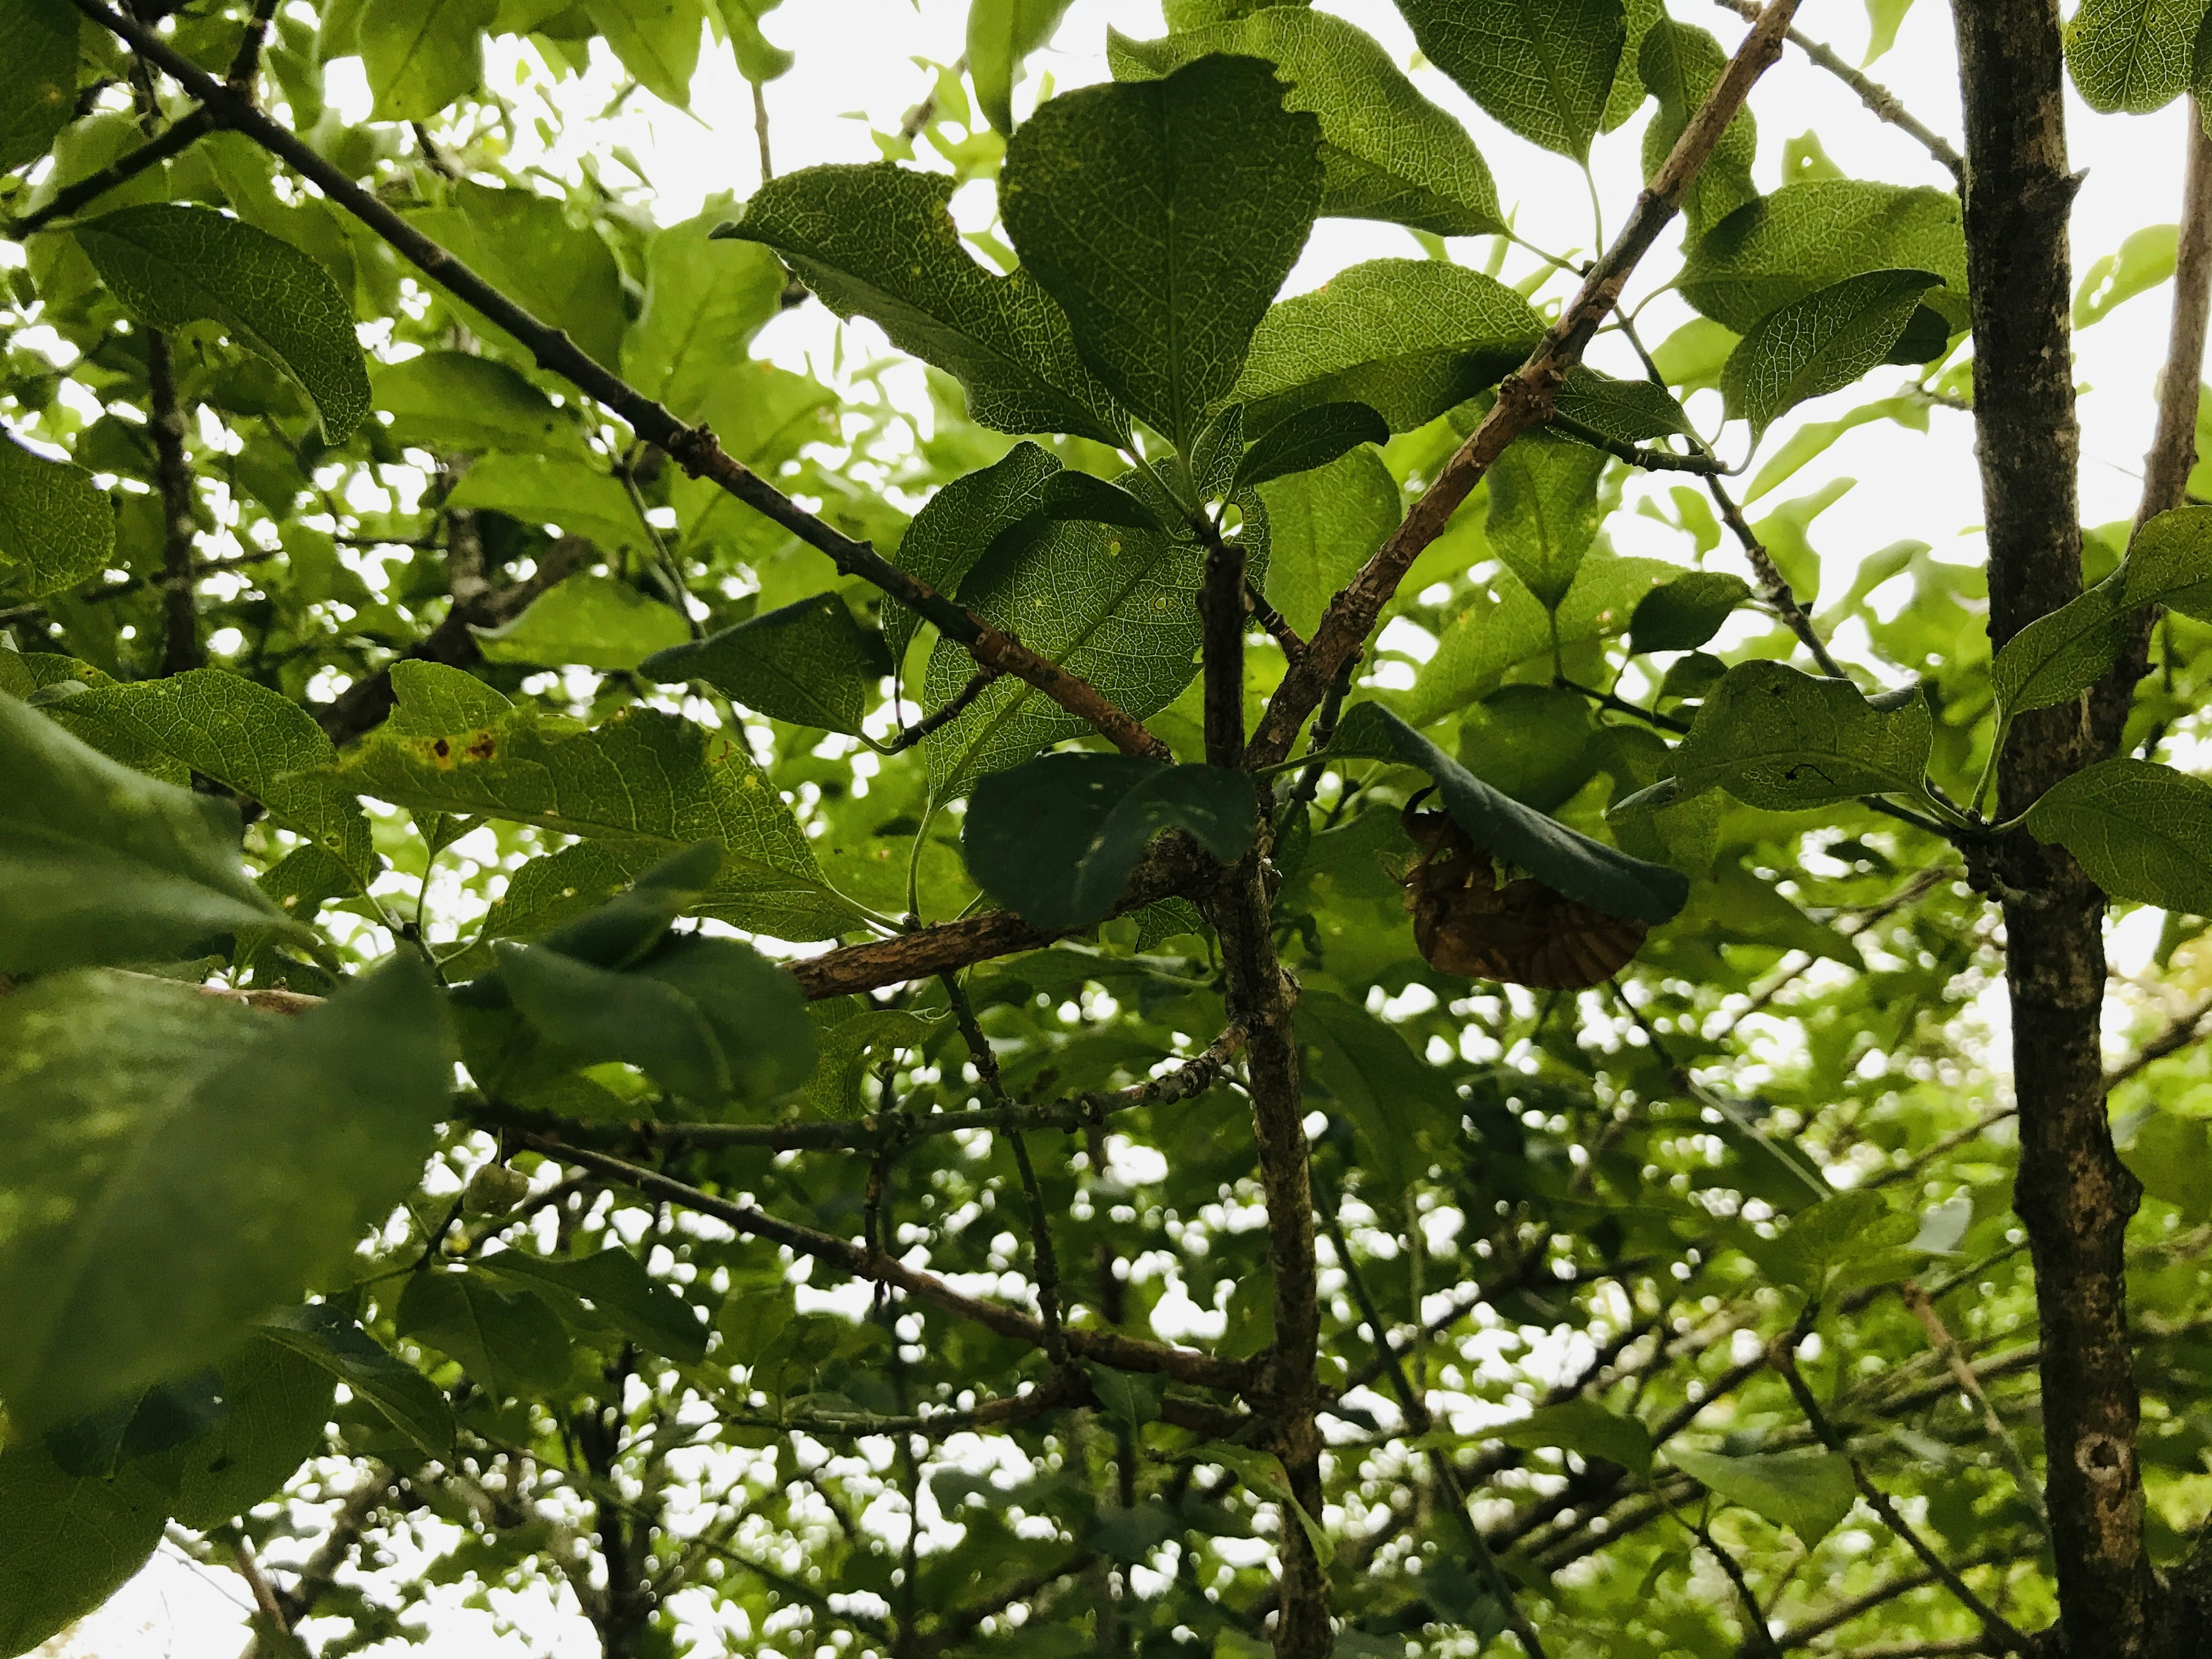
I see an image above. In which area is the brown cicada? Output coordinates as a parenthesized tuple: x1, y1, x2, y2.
(1399, 795, 1645, 990)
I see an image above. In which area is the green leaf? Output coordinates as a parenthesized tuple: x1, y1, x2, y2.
(1991, 578, 2128, 715)
(1036, 468, 1169, 531)
(1750, 1189, 1914, 1292)
(1487, 430, 1607, 611)
(717, 0, 792, 82)
(338, 662, 862, 941)
(1460, 683, 1599, 811)
(885, 441, 1063, 665)
(1496, 1396, 1653, 1478)
(582, 0, 704, 106)
(2025, 757, 2212, 912)
(719, 163, 1127, 444)
(1680, 182, 1967, 335)
(356, 0, 495, 121)
(410, 181, 627, 372)
(373, 352, 584, 456)
(482, 1246, 709, 1363)
(2066, 0, 2202, 112)
(1628, 571, 1751, 654)
(1296, 990, 1463, 1191)
(2119, 1109, 2212, 1223)
(1233, 402, 1391, 492)
(1552, 365, 1695, 446)
(1195, 1442, 1335, 1568)
(475, 572, 691, 673)
(969, 0, 1077, 132)
(622, 199, 789, 422)
(44, 666, 378, 885)
(1721, 270, 1941, 442)
(1108, 8, 1505, 236)
(921, 516, 1206, 800)
(2075, 223, 2179, 328)
(1080, 1360, 1164, 1430)
(260, 1303, 455, 1460)
(74, 205, 372, 442)
(1407, 555, 1673, 725)
(0, 960, 451, 1431)
(397, 1270, 571, 1398)
(1743, 393, 1927, 503)
(445, 453, 652, 552)
(1258, 442, 1402, 637)
(0, 1438, 168, 1658)
(1395, 0, 1626, 161)
(0, 694, 300, 973)
(170, 1334, 339, 1529)
(1668, 1447, 1857, 1546)
(1672, 661, 1933, 809)
(0, 0, 77, 175)
(963, 753, 1257, 930)
(1328, 702, 1689, 925)
(2120, 503, 2212, 618)
(1232, 259, 1540, 433)
(0, 427, 115, 600)
(641, 592, 890, 734)
(1865, 0, 1915, 62)
(1001, 55, 1321, 450)
(491, 931, 815, 1104)
(1638, 19, 1758, 243)
(794, 1001, 944, 1119)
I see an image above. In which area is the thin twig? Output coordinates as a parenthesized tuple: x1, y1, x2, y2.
(1899, 1279, 2051, 1540)
(881, 667, 998, 753)
(1711, 0, 1964, 179)
(1552, 411, 1726, 473)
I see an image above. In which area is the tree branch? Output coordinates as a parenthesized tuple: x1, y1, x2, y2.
(1711, 0, 1965, 180)
(6, 107, 215, 238)
(67, 0, 1168, 763)
(1245, 0, 1803, 768)
(145, 329, 202, 678)
(519, 1137, 1255, 1393)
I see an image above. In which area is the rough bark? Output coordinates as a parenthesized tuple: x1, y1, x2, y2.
(1951, 3, 2155, 1651)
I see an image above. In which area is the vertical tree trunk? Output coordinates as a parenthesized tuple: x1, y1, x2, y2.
(1950, 5, 2156, 1651)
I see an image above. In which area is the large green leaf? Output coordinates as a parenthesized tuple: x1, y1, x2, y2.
(1486, 430, 1607, 611)
(1296, 990, 1464, 1192)
(1991, 578, 2129, 716)
(2025, 757, 2212, 912)
(582, 0, 704, 106)
(410, 181, 627, 370)
(885, 441, 1063, 665)
(718, 163, 1127, 444)
(1721, 270, 1941, 442)
(969, 0, 1077, 132)
(642, 592, 891, 733)
(1258, 443, 1402, 637)
(74, 204, 372, 441)
(1108, 9, 1504, 236)
(1668, 1447, 1857, 1546)
(0, 961, 450, 1430)
(356, 0, 495, 121)
(43, 667, 378, 885)
(1628, 571, 1751, 654)
(482, 1246, 709, 1363)
(1393, 0, 1627, 161)
(475, 571, 692, 672)
(169, 1334, 338, 1529)
(397, 1268, 570, 1399)
(921, 516, 1207, 799)
(339, 661, 862, 940)
(1000, 55, 1323, 450)
(1495, 1396, 1653, 1478)
(2120, 503, 2212, 619)
(1672, 661, 1933, 809)
(963, 752, 1259, 930)
(0, 427, 113, 600)
(1233, 402, 1391, 493)
(1637, 19, 1756, 243)
(1327, 702, 1689, 925)
(260, 1304, 454, 1460)
(0, 1438, 168, 1658)
(445, 452, 653, 552)
(373, 351, 585, 456)
(622, 198, 789, 423)
(2066, 0, 2202, 112)
(0, 0, 77, 175)
(0, 694, 301, 974)
(1232, 259, 1540, 433)
(1680, 182, 1967, 335)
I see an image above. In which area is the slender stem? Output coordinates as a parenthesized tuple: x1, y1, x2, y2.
(1899, 1279, 2052, 1541)
(1690, 1518, 1785, 1659)
(1969, 713, 2011, 820)
(145, 331, 202, 677)
(66, 0, 1168, 763)
(880, 668, 999, 753)
(1244, 578, 1307, 658)
(1199, 523, 1247, 769)
(7, 108, 215, 237)
(941, 973, 1067, 1365)
(1551, 411, 1726, 473)
(1245, 0, 1805, 770)
(1706, 474, 1848, 679)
